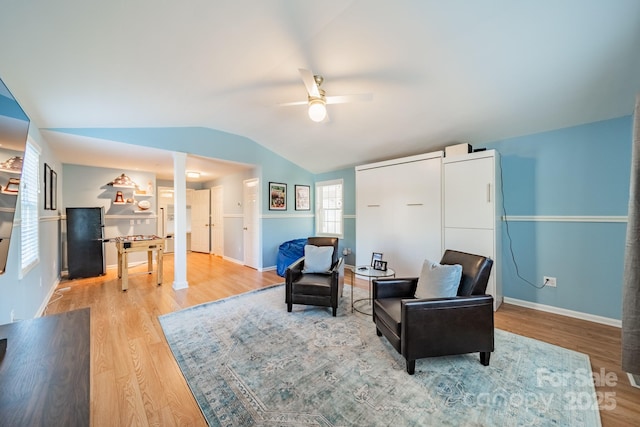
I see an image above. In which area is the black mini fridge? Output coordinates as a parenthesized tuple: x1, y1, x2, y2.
(66, 207, 105, 279)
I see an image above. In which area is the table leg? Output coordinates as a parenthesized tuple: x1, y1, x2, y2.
(147, 250, 153, 274)
(117, 250, 122, 278)
(351, 268, 354, 313)
(157, 248, 163, 285)
(121, 252, 128, 291)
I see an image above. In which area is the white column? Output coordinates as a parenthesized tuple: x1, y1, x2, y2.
(172, 152, 189, 290)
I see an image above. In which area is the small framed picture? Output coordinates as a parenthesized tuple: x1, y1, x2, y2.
(294, 185, 310, 211)
(371, 252, 383, 267)
(44, 163, 51, 210)
(269, 182, 287, 210)
(50, 169, 57, 211)
(373, 260, 388, 271)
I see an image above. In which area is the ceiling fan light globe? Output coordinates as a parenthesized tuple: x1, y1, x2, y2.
(308, 101, 327, 122)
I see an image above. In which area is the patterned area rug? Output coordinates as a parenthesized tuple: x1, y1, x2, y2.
(159, 284, 601, 426)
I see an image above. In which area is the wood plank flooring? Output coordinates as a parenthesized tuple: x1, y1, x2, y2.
(45, 253, 639, 426)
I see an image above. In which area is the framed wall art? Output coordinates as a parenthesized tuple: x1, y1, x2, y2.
(294, 185, 310, 211)
(44, 163, 51, 210)
(50, 169, 57, 210)
(269, 182, 287, 210)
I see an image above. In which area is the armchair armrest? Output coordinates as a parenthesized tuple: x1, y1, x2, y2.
(329, 257, 344, 275)
(285, 257, 305, 284)
(373, 278, 418, 299)
(403, 294, 494, 310)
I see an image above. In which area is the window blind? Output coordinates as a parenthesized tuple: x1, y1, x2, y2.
(20, 142, 39, 276)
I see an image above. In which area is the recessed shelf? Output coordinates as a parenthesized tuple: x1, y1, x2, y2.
(134, 192, 153, 197)
(112, 201, 127, 205)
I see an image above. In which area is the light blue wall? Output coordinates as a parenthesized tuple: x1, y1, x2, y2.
(0, 126, 62, 324)
(486, 116, 632, 320)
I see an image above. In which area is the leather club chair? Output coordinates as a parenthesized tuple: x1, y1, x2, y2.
(373, 249, 494, 374)
(285, 237, 344, 316)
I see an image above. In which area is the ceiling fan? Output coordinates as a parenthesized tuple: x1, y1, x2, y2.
(280, 68, 372, 122)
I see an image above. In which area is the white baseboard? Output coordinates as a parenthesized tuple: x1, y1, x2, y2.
(503, 297, 621, 328)
(37, 276, 61, 317)
(262, 265, 276, 272)
(223, 256, 244, 266)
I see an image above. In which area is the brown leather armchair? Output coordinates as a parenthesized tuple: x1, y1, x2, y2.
(285, 237, 344, 316)
(373, 249, 494, 374)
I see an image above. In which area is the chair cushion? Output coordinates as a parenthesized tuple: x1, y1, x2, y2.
(414, 259, 462, 299)
(292, 273, 333, 296)
(302, 245, 334, 273)
(374, 298, 405, 337)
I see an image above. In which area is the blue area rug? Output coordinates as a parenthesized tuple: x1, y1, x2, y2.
(159, 284, 601, 426)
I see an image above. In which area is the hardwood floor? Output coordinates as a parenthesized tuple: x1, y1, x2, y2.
(45, 253, 639, 426)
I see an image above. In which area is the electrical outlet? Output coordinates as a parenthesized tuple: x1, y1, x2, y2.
(10, 309, 14, 322)
(544, 276, 557, 287)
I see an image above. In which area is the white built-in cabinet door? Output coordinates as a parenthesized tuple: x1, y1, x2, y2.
(444, 156, 494, 229)
(389, 158, 442, 276)
(356, 154, 442, 277)
(356, 166, 391, 268)
(443, 151, 501, 310)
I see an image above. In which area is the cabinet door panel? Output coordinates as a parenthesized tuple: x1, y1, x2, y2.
(444, 227, 496, 305)
(444, 227, 493, 259)
(391, 159, 442, 276)
(444, 157, 494, 229)
(356, 167, 391, 267)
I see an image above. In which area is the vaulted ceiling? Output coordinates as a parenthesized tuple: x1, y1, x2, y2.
(1, 1, 639, 178)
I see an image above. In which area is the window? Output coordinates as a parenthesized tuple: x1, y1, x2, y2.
(20, 141, 40, 277)
(315, 179, 343, 238)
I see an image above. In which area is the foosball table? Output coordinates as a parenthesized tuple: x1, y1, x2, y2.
(114, 235, 165, 291)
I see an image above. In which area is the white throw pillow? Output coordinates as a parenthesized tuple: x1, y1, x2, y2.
(302, 245, 334, 273)
(414, 259, 462, 299)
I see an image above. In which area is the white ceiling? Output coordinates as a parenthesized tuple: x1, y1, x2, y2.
(1, 1, 639, 177)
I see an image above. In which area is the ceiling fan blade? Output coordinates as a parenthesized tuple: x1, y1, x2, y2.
(277, 100, 308, 107)
(298, 68, 319, 97)
(325, 93, 373, 105)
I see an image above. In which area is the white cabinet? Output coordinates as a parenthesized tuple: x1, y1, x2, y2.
(443, 150, 502, 310)
(356, 152, 442, 277)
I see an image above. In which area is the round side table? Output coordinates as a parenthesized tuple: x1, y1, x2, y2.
(351, 265, 395, 315)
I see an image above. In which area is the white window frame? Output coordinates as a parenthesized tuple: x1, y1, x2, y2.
(315, 179, 343, 238)
(20, 140, 40, 278)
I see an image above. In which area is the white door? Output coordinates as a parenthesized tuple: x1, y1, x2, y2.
(191, 189, 210, 253)
(243, 178, 260, 269)
(211, 185, 224, 256)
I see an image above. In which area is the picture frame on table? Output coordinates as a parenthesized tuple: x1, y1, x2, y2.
(269, 182, 287, 210)
(44, 163, 51, 210)
(371, 252, 383, 267)
(373, 260, 388, 271)
(294, 185, 310, 211)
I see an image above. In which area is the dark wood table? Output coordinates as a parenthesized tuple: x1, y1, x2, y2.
(0, 308, 90, 426)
